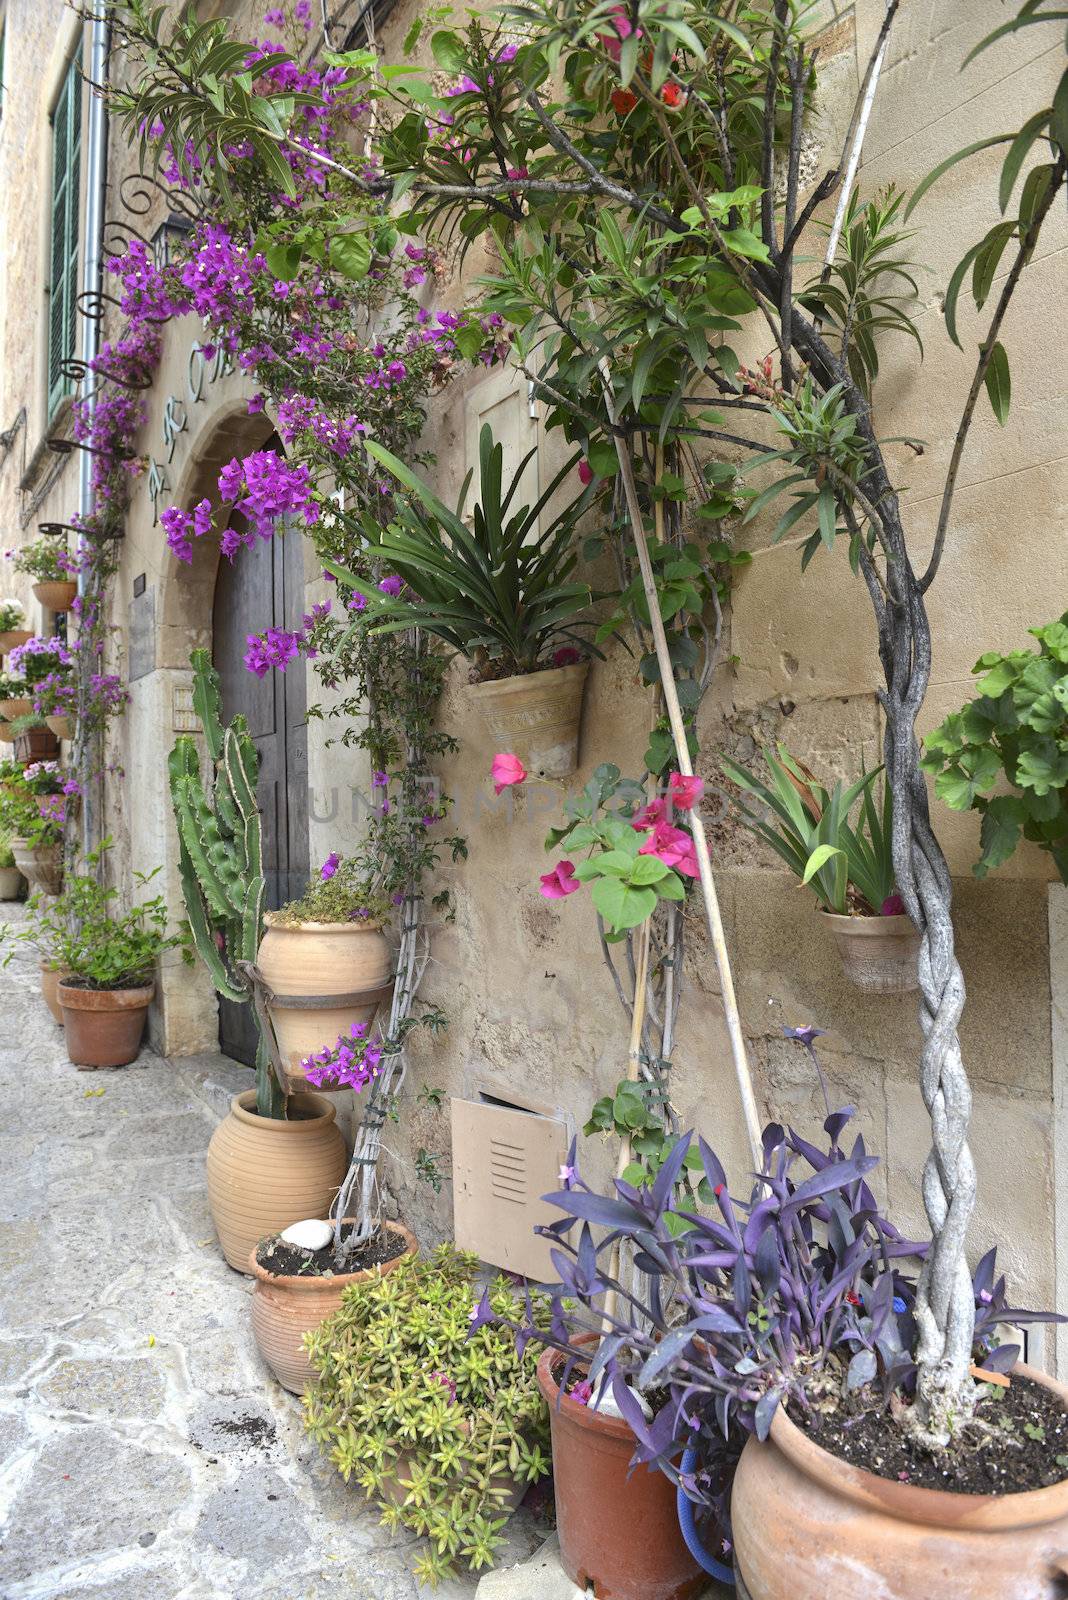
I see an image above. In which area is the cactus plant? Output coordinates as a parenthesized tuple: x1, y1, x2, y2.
(169, 649, 283, 1117)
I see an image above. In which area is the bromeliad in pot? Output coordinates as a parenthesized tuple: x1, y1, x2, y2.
(722, 745, 920, 993)
(329, 424, 602, 781)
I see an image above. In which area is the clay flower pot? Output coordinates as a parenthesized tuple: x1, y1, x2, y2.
(467, 660, 589, 780)
(12, 839, 62, 895)
(249, 1220, 418, 1393)
(536, 1344, 705, 1600)
(206, 1088, 348, 1274)
(0, 629, 33, 655)
(32, 579, 78, 612)
(0, 865, 24, 901)
(821, 909, 919, 993)
(45, 715, 73, 741)
(0, 723, 15, 744)
(40, 961, 68, 1024)
(731, 1362, 1068, 1599)
(58, 980, 155, 1068)
(0, 697, 33, 722)
(257, 917, 392, 1084)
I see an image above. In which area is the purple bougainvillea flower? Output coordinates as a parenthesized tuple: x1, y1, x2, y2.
(377, 574, 402, 597)
(320, 851, 340, 881)
(347, 590, 366, 613)
(540, 860, 580, 899)
(371, 769, 388, 789)
(491, 752, 526, 794)
(552, 645, 582, 667)
(669, 772, 704, 810)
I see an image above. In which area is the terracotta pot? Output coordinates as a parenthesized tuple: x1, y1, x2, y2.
(0, 629, 32, 655)
(536, 1343, 705, 1600)
(257, 917, 393, 1085)
(467, 661, 589, 780)
(0, 697, 33, 722)
(821, 909, 919, 993)
(32, 579, 78, 612)
(206, 1088, 348, 1273)
(58, 980, 155, 1068)
(45, 715, 73, 741)
(249, 1220, 418, 1393)
(0, 865, 24, 900)
(40, 961, 68, 1024)
(732, 1362, 1068, 1600)
(11, 839, 62, 895)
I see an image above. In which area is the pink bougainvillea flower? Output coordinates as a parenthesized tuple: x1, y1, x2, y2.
(577, 460, 594, 486)
(669, 772, 705, 810)
(320, 852, 341, 881)
(881, 892, 905, 916)
(639, 821, 699, 878)
(491, 752, 527, 794)
(631, 796, 667, 831)
(540, 859, 580, 899)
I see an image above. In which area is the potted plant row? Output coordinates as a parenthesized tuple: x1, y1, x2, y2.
(335, 423, 599, 780)
(722, 745, 920, 992)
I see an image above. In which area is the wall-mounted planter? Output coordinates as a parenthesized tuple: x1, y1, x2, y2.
(45, 715, 73, 741)
(12, 840, 62, 896)
(249, 1220, 417, 1393)
(58, 980, 154, 1068)
(0, 865, 24, 901)
(0, 630, 32, 656)
(731, 1362, 1068, 1599)
(257, 917, 393, 1085)
(32, 580, 78, 612)
(821, 910, 919, 994)
(467, 660, 589, 780)
(0, 698, 33, 722)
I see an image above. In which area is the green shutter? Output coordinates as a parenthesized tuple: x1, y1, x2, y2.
(47, 48, 82, 420)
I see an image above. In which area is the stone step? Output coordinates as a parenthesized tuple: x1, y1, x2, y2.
(475, 1532, 733, 1599)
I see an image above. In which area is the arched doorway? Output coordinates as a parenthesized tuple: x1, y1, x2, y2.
(212, 439, 310, 1065)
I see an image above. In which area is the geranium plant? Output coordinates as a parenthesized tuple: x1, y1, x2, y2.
(10, 541, 78, 584)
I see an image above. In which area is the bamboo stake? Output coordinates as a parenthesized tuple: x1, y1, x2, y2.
(601, 918, 651, 1336)
(592, 340, 763, 1166)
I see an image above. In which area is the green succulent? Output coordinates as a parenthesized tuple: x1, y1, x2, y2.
(303, 1245, 551, 1586)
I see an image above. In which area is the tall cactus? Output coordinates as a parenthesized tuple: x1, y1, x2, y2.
(169, 650, 283, 1118)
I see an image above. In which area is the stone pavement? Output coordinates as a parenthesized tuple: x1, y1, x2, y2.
(0, 911, 548, 1600)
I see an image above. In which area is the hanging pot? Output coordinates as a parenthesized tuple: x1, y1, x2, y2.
(467, 660, 589, 780)
(57, 980, 155, 1068)
(0, 697, 33, 722)
(11, 839, 62, 895)
(257, 917, 393, 1085)
(731, 1362, 1068, 1600)
(206, 1088, 348, 1273)
(45, 715, 73, 741)
(536, 1343, 706, 1600)
(249, 1220, 417, 1393)
(0, 630, 32, 656)
(40, 961, 69, 1024)
(0, 865, 24, 901)
(32, 579, 78, 613)
(820, 909, 919, 994)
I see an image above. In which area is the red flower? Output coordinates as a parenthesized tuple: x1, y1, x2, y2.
(660, 82, 685, 109)
(610, 88, 638, 116)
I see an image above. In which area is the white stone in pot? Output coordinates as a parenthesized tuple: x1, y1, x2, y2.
(280, 1218, 333, 1251)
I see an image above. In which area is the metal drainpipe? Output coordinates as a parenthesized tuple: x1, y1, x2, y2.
(77, 12, 110, 860)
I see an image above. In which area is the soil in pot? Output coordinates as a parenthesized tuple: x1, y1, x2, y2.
(250, 1220, 417, 1394)
(206, 1088, 348, 1273)
(57, 979, 154, 1068)
(537, 1344, 705, 1600)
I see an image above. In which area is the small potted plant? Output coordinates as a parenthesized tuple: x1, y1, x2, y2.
(338, 424, 599, 779)
(257, 854, 393, 1085)
(12, 539, 78, 613)
(721, 745, 920, 992)
(0, 670, 35, 732)
(0, 826, 24, 901)
(0, 600, 31, 656)
(1, 760, 67, 894)
(41, 841, 192, 1068)
(302, 1246, 551, 1588)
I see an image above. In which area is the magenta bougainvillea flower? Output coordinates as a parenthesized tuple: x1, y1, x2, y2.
(669, 772, 705, 810)
(577, 460, 594, 486)
(320, 851, 340, 881)
(638, 820, 699, 878)
(631, 796, 667, 831)
(540, 859, 580, 899)
(491, 752, 527, 794)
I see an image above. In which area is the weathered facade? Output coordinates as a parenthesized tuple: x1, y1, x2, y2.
(2, 0, 1066, 1363)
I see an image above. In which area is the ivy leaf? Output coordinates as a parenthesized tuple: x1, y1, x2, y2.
(983, 342, 1011, 425)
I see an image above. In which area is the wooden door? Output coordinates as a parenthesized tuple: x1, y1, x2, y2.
(212, 491, 310, 1066)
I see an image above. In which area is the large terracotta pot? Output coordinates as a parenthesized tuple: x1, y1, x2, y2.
(257, 917, 392, 1084)
(731, 1362, 1068, 1600)
(821, 909, 919, 993)
(0, 629, 32, 655)
(58, 980, 154, 1068)
(536, 1344, 705, 1600)
(40, 961, 68, 1024)
(467, 660, 589, 780)
(12, 839, 62, 895)
(0, 865, 24, 900)
(45, 715, 73, 741)
(249, 1220, 418, 1393)
(206, 1088, 348, 1273)
(32, 579, 78, 612)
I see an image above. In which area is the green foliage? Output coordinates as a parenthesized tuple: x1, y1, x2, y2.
(303, 1247, 551, 1585)
(721, 746, 897, 915)
(0, 601, 26, 633)
(0, 823, 15, 871)
(585, 1077, 707, 1215)
(273, 858, 394, 927)
(348, 425, 599, 676)
(0, 758, 65, 850)
(16, 840, 191, 989)
(11, 540, 73, 582)
(922, 614, 1068, 883)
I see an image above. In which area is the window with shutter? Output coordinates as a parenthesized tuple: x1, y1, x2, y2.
(47, 49, 82, 420)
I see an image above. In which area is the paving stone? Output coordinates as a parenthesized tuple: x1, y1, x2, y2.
(36, 1355, 167, 1421)
(193, 1464, 310, 1570)
(0, 1335, 42, 1385)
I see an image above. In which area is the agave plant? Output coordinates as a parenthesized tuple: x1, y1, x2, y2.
(337, 424, 600, 676)
(721, 745, 897, 915)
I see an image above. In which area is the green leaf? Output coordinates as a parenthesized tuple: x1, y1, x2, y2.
(430, 29, 467, 72)
(590, 876, 657, 932)
(984, 341, 1011, 425)
(264, 241, 302, 280)
(977, 796, 1028, 876)
(905, 135, 1012, 220)
(628, 854, 670, 885)
(330, 232, 371, 281)
(999, 108, 1052, 210)
(802, 843, 845, 884)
